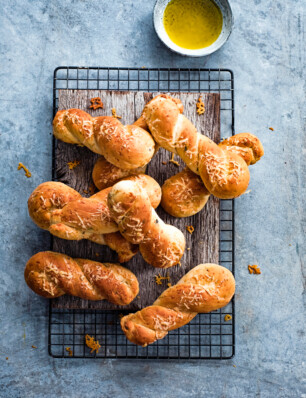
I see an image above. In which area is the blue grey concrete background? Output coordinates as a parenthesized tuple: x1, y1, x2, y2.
(0, 0, 305, 397)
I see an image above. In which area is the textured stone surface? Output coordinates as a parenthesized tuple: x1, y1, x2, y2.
(0, 0, 305, 397)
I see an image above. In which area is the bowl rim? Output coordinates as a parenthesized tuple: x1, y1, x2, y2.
(153, 0, 234, 57)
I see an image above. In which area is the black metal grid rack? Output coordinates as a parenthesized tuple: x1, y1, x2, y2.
(49, 67, 235, 359)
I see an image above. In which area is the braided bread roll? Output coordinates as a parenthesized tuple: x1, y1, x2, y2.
(141, 94, 264, 199)
(108, 180, 185, 268)
(28, 175, 161, 262)
(25, 251, 139, 305)
(121, 264, 235, 346)
(161, 132, 263, 217)
(92, 156, 146, 190)
(53, 110, 155, 169)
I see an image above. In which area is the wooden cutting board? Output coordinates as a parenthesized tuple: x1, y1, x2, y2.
(52, 90, 220, 310)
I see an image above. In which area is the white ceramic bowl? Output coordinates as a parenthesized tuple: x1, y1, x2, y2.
(153, 0, 233, 57)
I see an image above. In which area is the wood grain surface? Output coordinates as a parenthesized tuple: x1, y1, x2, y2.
(52, 90, 220, 310)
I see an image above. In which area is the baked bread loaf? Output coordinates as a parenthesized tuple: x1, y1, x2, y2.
(92, 156, 146, 190)
(161, 167, 210, 217)
(53, 110, 155, 169)
(28, 175, 161, 262)
(108, 180, 185, 268)
(140, 94, 264, 199)
(25, 251, 139, 305)
(121, 264, 235, 346)
(161, 133, 263, 217)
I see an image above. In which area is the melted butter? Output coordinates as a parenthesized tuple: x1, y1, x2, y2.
(163, 0, 223, 49)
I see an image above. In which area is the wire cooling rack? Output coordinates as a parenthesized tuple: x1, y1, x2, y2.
(49, 67, 235, 359)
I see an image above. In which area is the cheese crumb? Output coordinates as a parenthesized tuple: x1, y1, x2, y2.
(224, 314, 232, 322)
(155, 273, 171, 285)
(196, 96, 205, 115)
(85, 334, 101, 354)
(31, 345, 37, 349)
(65, 347, 73, 356)
(269, 127, 274, 131)
(248, 264, 261, 274)
(89, 97, 104, 110)
(186, 225, 194, 234)
(67, 160, 80, 170)
(169, 153, 180, 167)
(112, 108, 122, 119)
(17, 162, 31, 178)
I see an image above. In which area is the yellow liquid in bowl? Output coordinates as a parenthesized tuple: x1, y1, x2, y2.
(163, 0, 223, 50)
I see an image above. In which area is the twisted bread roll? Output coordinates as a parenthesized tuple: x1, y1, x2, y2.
(161, 167, 210, 217)
(53, 110, 155, 169)
(92, 156, 146, 190)
(121, 264, 235, 346)
(108, 180, 185, 268)
(28, 175, 161, 262)
(161, 133, 263, 217)
(25, 251, 139, 305)
(141, 94, 264, 199)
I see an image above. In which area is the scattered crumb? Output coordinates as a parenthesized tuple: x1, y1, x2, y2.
(169, 153, 180, 167)
(6, 357, 8, 360)
(269, 127, 274, 131)
(186, 225, 194, 234)
(162, 161, 167, 165)
(67, 160, 80, 170)
(112, 108, 121, 119)
(141, 66, 147, 69)
(95, 252, 99, 257)
(187, 247, 190, 251)
(31, 345, 37, 349)
(289, 244, 292, 246)
(85, 334, 101, 354)
(248, 264, 261, 274)
(136, 295, 140, 300)
(167, 283, 172, 288)
(196, 96, 205, 115)
(224, 315, 232, 322)
(118, 313, 124, 319)
(178, 261, 182, 267)
(17, 162, 31, 178)
(89, 97, 104, 110)
(233, 364, 236, 368)
(155, 273, 171, 285)
(244, 189, 251, 195)
(83, 189, 89, 194)
(65, 347, 73, 357)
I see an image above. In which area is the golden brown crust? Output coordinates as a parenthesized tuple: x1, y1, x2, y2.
(53, 110, 155, 169)
(121, 264, 235, 346)
(28, 175, 161, 262)
(25, 251, 139, 305)
(142, 95, 264, 199)
(161, 167, 210, 217)
(218, 133, 264, 165)
(92, 156, 146, 190)
(108, 180, 186, 268)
